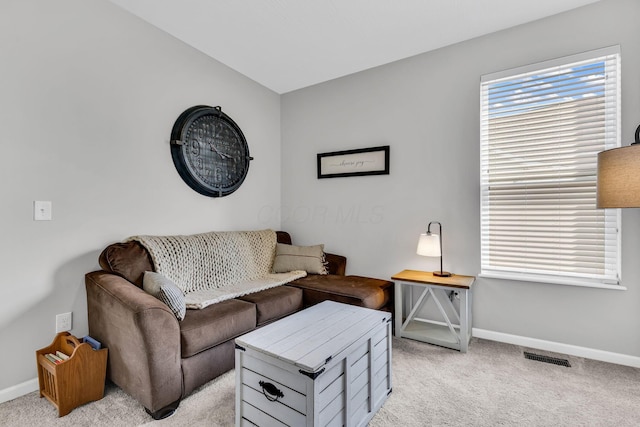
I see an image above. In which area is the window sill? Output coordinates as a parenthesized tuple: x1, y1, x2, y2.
(479, 272, 626, 291)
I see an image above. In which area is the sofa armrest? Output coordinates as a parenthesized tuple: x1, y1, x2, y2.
(85, 271, 182, 413)
(325, 252, 346, 275)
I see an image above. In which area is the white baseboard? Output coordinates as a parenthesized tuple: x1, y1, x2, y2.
(3, 331, 639, 403)
(0, 378, 38, 404)
(473, 328, 640, 368)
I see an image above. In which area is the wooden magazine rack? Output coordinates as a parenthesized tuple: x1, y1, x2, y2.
(35, 332, 108, 417)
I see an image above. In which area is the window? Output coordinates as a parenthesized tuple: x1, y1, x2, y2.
(480, 47, 621, 287)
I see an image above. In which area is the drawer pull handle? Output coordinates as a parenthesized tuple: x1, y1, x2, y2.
(259, 381, 284, 402)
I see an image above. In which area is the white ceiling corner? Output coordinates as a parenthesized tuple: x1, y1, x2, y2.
(108, 0, 601, 94)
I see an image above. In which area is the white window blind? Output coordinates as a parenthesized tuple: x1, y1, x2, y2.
(480, 47, 621, 287)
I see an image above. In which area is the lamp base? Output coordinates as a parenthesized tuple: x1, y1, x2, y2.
(433, 271, 452, 277)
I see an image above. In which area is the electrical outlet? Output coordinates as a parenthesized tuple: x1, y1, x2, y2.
(56, 312, 72, 333)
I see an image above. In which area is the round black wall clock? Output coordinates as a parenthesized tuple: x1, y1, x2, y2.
(170, 105, 253, 197)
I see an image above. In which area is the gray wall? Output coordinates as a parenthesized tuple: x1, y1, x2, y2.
(0, 0, 281, 390)
(281, 0, 640, 357)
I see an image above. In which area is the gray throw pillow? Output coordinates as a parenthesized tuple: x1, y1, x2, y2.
(143, 271, 186, 321)
(272, 243, 328, 275)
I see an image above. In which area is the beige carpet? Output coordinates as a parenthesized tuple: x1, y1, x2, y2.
(2, 337, 639, 426)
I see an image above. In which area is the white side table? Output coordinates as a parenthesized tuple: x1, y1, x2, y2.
(392, 269, 475, 352)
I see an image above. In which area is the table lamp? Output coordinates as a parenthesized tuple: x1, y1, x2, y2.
(417, 221, 451, 277)
(597, 124, 640, 208)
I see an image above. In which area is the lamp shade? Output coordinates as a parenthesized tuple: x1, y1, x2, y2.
(417, 233, 440, 257)
(597, 144, 640, 208)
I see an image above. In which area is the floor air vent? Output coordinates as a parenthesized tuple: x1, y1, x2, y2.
(524, 351, 571, 367)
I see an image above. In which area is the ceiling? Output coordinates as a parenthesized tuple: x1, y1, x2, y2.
(108, 0, 600, 94)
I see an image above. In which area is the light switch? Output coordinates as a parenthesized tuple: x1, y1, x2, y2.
(34, 201, 52, 221)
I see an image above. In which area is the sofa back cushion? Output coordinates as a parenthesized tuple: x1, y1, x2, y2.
(275, 231, 292, 245)
(97, 231, 315, 288)
(129, 230, 277, 295)
(99, 241, 154, 288)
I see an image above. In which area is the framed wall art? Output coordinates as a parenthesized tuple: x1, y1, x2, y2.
(317, 145, 390, 179)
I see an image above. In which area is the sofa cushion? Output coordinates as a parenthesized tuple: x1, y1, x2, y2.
(179, 299, 256, 358)
(99, 241, 154, 288)
(290, 275, 393, 310)
(143, 272, 186, 321)
(276, 231, 292, 245)
(275, 232, 346, 275)
(324, 253, 347, 276)
(272, 243, 328, 275)
(238, 285, 303, 326)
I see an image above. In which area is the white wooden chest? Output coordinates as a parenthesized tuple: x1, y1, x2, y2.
(235, 301, 392, 427)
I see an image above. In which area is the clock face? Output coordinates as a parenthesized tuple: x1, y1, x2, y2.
(170, 106, 252, 197)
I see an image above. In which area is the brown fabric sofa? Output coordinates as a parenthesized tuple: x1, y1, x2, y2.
(84, 231, 393, 419)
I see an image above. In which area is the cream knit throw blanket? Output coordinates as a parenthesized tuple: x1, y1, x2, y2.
(129, 229, 306, 309)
